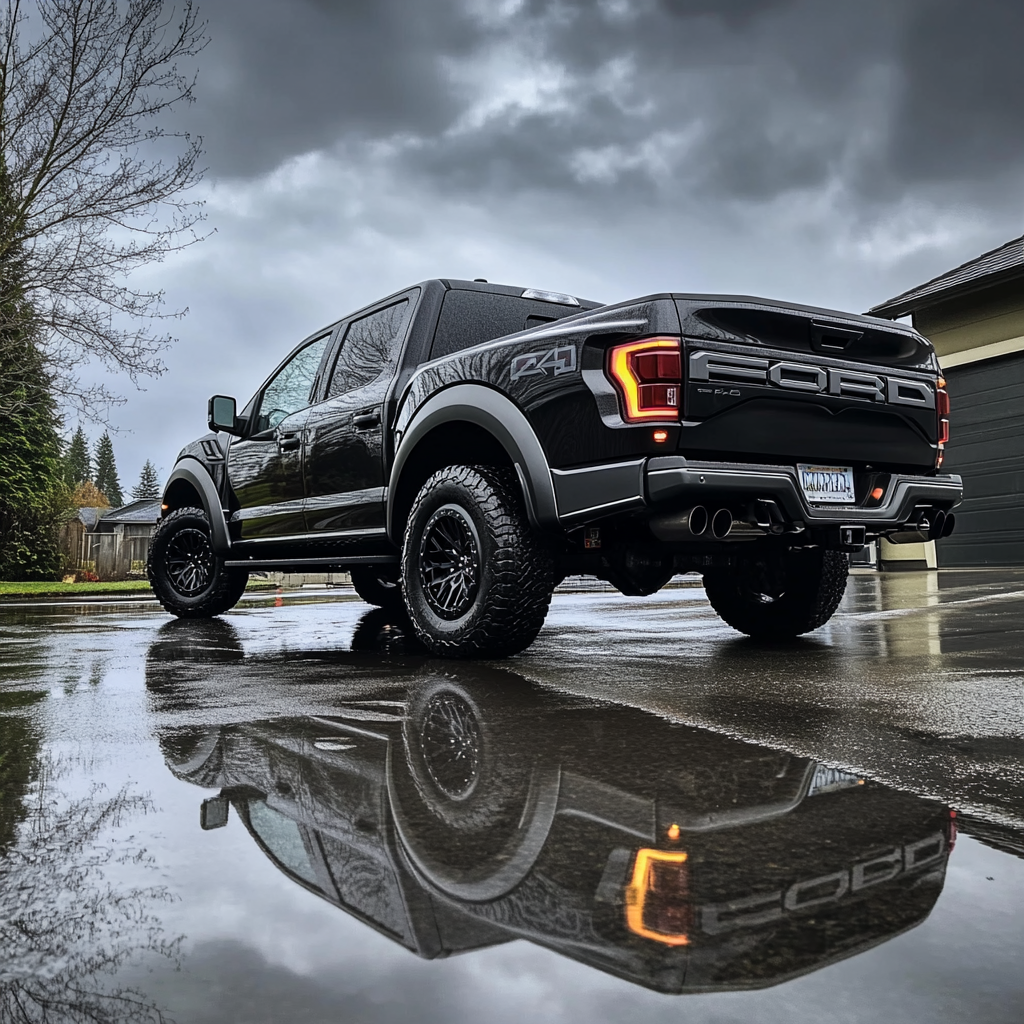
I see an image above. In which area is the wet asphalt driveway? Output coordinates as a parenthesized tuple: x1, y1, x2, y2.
(1, 570, 1023, 1023)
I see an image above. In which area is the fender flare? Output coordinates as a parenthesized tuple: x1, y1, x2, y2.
(387, 383, 558, 541)
(164, 459, 231, 555)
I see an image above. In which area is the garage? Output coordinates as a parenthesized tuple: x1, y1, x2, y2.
(941, 352, 1024, 566)
(869, 234, 1024, 568)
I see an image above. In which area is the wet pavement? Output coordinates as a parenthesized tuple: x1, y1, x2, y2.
(1, 570, 1023, 1023)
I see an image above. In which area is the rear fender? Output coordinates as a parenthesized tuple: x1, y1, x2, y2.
(388, 384, 557, 541)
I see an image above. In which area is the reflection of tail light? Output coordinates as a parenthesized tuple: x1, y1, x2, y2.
(607, 338, 682, 422)
(936, 376, 950, 468)
(947, 808, 958, 853)
(624, 849, 691, 945)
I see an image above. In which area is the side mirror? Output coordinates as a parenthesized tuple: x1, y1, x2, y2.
(208, 395, 241, 435)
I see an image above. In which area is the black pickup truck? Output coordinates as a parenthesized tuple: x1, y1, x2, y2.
(148, 278, 962, 656)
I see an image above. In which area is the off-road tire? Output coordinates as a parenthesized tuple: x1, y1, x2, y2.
(402, 465, 554, 658)
(349, 564, 404, 611)
(387, 673, 560, 900)
(148, 506, 248, 619)
(703, 546, 849, 639)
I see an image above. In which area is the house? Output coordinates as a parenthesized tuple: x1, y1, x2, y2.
(62, 498, 162, 578)
(869, 237, 1024, 568)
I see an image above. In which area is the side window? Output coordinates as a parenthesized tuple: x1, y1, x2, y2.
(246, 800, 323, 891)
(328, 300, 410, 398)
(430, 291, 578, 361)
(254, 333, 332, 434)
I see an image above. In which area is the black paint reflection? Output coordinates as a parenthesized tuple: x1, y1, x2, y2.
(146, 615, 953, 995)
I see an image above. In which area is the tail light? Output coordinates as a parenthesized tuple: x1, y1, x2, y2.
(936, 376, 950, 468)
(607, 337, 682, 422)
(624, 848, 691, 945)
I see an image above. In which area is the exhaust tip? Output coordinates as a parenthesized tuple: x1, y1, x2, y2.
(941, 512, 955, 538)
(689, 506, 709, 537)
(928, 509, 947, 541)
(711, 508, 733, 539)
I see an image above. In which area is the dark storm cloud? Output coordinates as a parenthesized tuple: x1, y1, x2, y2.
(189, 0, 1024, 209)
(189, 0, 481, 175)
(893, 0, 1024, 179)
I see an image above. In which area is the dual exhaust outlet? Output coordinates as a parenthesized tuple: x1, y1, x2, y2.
(649, 505, 763, 543)
(887, 508, 956, 545)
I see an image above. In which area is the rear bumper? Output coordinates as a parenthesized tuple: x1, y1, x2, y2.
(645, 456, 962, 529)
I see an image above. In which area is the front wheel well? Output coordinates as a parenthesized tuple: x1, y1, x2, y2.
(163, 477, 203, 513)
(390, 422, 515, 542)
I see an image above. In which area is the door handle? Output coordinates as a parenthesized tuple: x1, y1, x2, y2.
(353, 411, 381, 430)
(276, 434, 301, 451)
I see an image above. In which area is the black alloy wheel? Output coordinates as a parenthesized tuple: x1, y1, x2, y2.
(401, 465, 555, 658)
(164, 527, 215, 596)
(419, 691, 482, 799)
(418, 505, 481, 620)
(148, 506, 249, 619)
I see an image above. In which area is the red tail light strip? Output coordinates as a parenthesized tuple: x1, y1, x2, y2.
(607, 337, 682, 422)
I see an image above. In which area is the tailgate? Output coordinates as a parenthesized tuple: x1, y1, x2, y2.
(673, 297, 941, 470)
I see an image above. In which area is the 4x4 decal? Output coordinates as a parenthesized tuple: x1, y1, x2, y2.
(510, 344, 577, 382)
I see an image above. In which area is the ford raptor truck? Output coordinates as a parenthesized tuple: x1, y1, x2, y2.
(147, 278, 963, 656)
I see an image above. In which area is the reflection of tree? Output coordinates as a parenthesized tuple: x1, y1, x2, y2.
(329, 300, 409, 396)
(256, 333, 331, 432)
(0, 756, 180, 1023)
(0, 693, 43, 854)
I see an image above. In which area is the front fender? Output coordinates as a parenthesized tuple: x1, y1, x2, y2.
(387, 383, 558, 540)
(164, 459, 232, 555)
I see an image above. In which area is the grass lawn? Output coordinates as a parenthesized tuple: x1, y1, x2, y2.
(0, 580, 155, 599)
(0, 578, 284, 600)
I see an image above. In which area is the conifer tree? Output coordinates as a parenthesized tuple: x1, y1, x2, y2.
(0, 159, 70, 580)
(92, 433, 123, 509)
(63, 426, 91, 486)
(130, 460, 161, 500)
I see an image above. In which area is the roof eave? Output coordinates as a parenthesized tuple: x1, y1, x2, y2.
(867, 263, 1024, 320)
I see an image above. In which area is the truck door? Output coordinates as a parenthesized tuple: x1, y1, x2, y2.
(227, 332, 333, 541)
(303, 299, 413, 535)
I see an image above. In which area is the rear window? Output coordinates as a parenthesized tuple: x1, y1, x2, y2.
(430, 290, 579, 361)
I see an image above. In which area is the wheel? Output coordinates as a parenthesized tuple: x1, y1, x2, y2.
(147, 506, 248, 618)
(387, 673, 560, 901)
(401, 465, 554, 658)
(703, 546, 849, 639)
(349, 564, 404, 610)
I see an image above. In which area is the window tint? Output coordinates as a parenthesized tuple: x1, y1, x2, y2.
(328, 300, 410, 398)
(255, 333, 332, 433)
(430, 290, 579, 361)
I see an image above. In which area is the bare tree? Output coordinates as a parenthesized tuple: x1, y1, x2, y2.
(0, 0, 207, 418)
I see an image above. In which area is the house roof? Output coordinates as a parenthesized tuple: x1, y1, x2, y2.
(76, 506, 105, 529)
(100, 498, 162, 525)
(868, 234, 1024, 319)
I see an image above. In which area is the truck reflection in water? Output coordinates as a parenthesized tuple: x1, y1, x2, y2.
(146, 613, 954, 994)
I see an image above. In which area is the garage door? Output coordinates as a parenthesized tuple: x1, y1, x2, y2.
(939, 352, 1024, 566)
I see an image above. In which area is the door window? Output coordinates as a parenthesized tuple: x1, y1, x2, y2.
(254, 333, 332, 434)
(246, 800, 322, 889)
(327, 300, 410, 398)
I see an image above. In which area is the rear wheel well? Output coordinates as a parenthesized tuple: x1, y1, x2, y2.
(391, 422, 514, 541)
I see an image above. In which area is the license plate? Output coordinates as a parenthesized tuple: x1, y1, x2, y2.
(797, 463, 855, 504)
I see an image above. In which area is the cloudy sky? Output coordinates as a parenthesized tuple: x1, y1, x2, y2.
(93, 0, 1024, 492)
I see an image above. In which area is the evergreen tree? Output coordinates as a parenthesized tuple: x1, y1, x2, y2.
(130, 460, 161, 500)
(0, 161, 71, 581)
(92, 433, 123, 508)
(63, 426, 91, 486)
